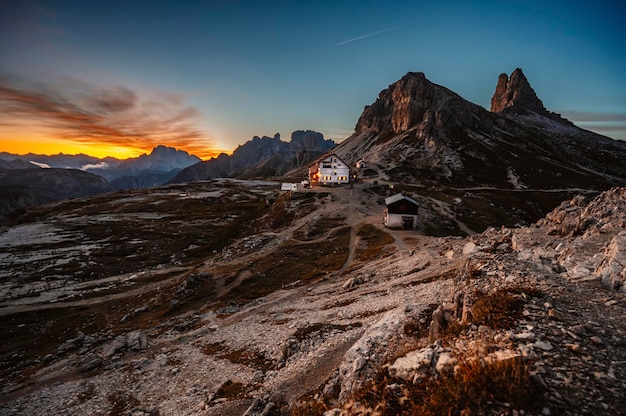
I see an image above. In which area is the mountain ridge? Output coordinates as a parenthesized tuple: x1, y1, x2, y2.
(169, 130, 335, 183)
(325, 68, 626, 231)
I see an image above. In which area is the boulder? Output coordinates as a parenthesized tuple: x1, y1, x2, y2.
(388, 347, 436, 381)
(126, 329, 149, 351)
(595, 232, 626, 291)
(77, 354, 103, 373)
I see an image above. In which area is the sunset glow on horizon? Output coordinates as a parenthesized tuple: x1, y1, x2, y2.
(1, 1, 625, 159)
(0, 73, 223, 160)
(0, 136, 225, 160)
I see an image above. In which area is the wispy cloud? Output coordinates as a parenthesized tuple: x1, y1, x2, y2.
(0, 74, 215, 157)
(561, 111, 626, 122)
(29, 160, 50, 168)
(335, 24, 407, 46)
(561, 110, 626, 140)
(80, 162, 110, 170)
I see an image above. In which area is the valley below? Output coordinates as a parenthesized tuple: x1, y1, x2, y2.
(1, 173, 625, 415)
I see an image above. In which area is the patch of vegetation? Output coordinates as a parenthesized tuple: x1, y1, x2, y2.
(416, 358, 543, 415)
(200, 342, 274, 372)
(293, 322, 362, 342)
(215, 380, 246, 399)
(404, 303, 439, 338)
(293, 215, 346, 241)
(75, 382, 96, 405)
(220, 348, 274, 372)
(349, 357, 543, 416)
(361, 168, 379, 177)
(355, 224, 395, 261)
(290, 401, 328, 416)
(107, 390, 141, 415)
(264, 191, 297, 229)
(363, 185, 393, 198)
(200, 342, 227, 356)
(470, 289, 525, 329)
(218, 226, 351, 306)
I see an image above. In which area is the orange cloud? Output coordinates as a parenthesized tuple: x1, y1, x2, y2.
(0, 74, 219, 159)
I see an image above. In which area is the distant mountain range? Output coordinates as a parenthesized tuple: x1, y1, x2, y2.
(169, 130, 336, 183)
(0, 145, 201, 185)
(0, 132, 335, 219)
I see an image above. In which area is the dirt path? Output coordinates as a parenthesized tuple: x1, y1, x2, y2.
(0, 266, 193, 317)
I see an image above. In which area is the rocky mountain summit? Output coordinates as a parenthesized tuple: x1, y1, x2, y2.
(338, 68, 626, 186)
(490, 68, 548, 115)
(170, 130, 335, 183)
(0, 178, 624, 415)
(332, 68, 626, 232)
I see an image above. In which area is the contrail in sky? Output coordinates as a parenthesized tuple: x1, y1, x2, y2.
(334, 24, 407, 46)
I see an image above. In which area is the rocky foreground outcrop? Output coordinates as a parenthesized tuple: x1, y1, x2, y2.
(321, 188, 626, 415)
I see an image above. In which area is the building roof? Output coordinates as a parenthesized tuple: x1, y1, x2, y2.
(385, 193, 419, 207)
(308, 152, 347, 168)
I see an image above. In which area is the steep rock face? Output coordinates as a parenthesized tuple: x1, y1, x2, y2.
(490, 68, 548, 115)
(290, 130, 331, 149)
(355, 72, 483, 136)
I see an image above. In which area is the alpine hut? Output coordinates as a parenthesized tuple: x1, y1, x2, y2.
(383, 193, 419, 229)
(308, 153, 350, 186)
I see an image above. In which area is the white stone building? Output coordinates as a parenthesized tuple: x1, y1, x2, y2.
(308, 153, 350, 186)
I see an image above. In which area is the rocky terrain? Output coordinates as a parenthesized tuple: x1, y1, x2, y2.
(0, 176, 625, 415)
(1, 69, 626, 415)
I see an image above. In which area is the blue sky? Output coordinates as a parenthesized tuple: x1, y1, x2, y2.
(1, 0, 625, 158)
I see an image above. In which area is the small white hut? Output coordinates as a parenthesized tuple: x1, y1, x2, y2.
(383, 193, 419, 229)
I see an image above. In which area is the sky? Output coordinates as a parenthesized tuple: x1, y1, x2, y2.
(1, 0, 625, 160)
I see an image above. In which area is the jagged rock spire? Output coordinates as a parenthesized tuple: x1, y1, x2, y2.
(490, 68, 548, 115)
